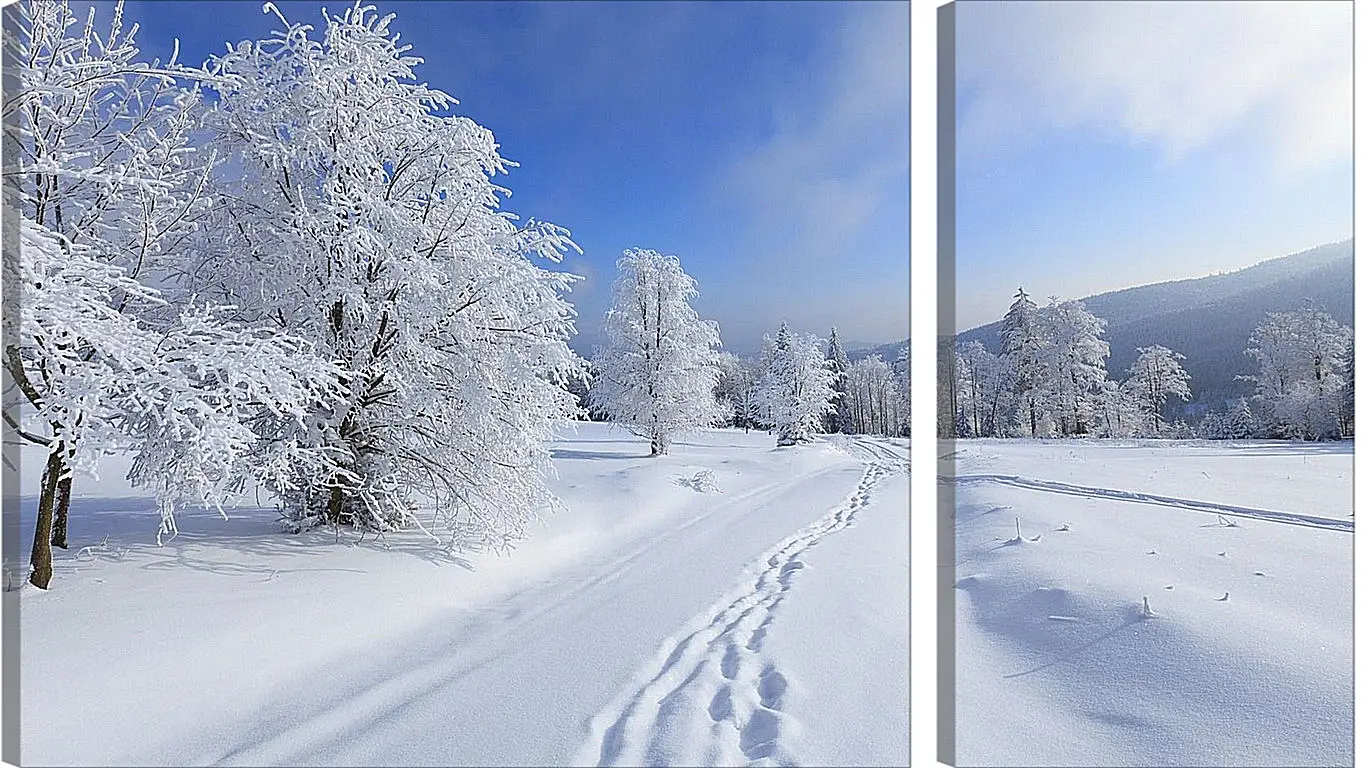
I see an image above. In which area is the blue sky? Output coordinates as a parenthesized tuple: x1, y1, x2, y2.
(106, 0, 910, 355)
(954, 1, 1352, 331)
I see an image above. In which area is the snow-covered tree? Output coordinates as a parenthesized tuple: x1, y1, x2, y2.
(1124, 345, 1191, 436)
(590, 249, 724, 455)
(893, 344, 910, 437)
(759, 323, 836, 446)
(824, 327, 852, 433)
(713, 351, 749, 428)
(1225, 397, 1260, 439)
(1244, 306, 1353, 440)
(847, 355, 906, 436)
(733, 356, 769, 433)
(937, 336, 957, 439)
(956, 340, 1010, 437)
(1000, 288, 1049, 437)
(4, 0, 343, 588)
(1094, 379, 1142, 438)
(186, 3, 584, 545)
(1197, 409, 1228, 440)
(1038, 299, 1109, 436)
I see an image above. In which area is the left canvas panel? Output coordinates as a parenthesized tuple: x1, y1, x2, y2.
(1, 1, 910, 765)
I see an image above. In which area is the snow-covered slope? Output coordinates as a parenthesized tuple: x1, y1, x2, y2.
(16, 423, 908, 766)
(951, 439, 1352, 767)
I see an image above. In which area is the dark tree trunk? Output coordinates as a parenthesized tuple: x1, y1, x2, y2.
(30, 450, 63, 589)
(326, 484, 345, 525)
(51, 452, 72, 549)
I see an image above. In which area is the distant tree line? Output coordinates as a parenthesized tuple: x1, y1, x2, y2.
(943, 289, 1352, 441)
(571, 264, 910, 444)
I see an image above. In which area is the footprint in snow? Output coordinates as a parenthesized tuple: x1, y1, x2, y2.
(707, 686, 734, 723)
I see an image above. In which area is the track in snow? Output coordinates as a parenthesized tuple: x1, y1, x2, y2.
(583, 439, 905, 767)
(953, 473, 1352, 533)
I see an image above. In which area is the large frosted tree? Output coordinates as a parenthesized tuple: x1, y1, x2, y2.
(4, 0, 343, 587)
(590, 249, 724, 456)
(1244, 306, 1353, 440)
(185, 3, 584, 546)
(759, 323, 837, 446)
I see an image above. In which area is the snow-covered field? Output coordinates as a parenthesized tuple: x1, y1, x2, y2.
(951, 439, 1353, 767)
(16, 422, 908, 766)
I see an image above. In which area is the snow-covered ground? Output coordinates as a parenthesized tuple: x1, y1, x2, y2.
(16, 422, 908, 766)
(951, 439, 1353, 767)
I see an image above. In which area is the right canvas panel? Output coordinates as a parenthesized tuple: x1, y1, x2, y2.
(938, 2, 1354, 766)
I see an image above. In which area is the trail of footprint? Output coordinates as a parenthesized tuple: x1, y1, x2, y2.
(587, 440, 901, 767)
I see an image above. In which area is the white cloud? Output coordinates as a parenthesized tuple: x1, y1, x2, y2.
(957, 1, 1351, 173)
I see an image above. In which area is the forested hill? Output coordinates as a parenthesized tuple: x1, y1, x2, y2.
(957, 239, 1354, 407)
(848, 339, 909, 364)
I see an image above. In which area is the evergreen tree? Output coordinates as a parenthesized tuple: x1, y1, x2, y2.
(824, 327, 853, 433)
(1000, 288, 1048, 437)
(759, 323, 837, 446)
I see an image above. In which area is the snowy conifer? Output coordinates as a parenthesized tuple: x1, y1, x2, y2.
(1225, 398, 1259, 439)
(589, 249, 724, 455)
(759, 323, 836, 446)
(1000, 288, 1049, 437)
(824, 328, 853, 433)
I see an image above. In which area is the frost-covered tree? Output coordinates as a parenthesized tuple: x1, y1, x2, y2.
(956, 340, 1010, 437)
(847, 355, 906, 436)
(3, 0, 342, 588)
(1038, 299, 1109, 436)
(1000, 288, 1048, 437)
(713, 351, 749, 428)
(1225, 397, 1259, 439)
(590, 249, 724, 455)
(187, 4, 584, 545)
(759, 323, 836, 446)
(893, 344, 910, 437)
(937, 336, 957, 439)
(1124, 346, 1191, 436)
(1197, 409, 1228, 440)
(1244, 306, 1353, 440)
(1093, 379, 1142, 438)
(733, 355, 769, 433)
(823, 327, 852, 433)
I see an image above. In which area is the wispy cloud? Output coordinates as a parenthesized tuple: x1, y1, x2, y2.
(957, 1, 1351, 174)
(705, 1, 909, 344)
(720, 1, 909, 273)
